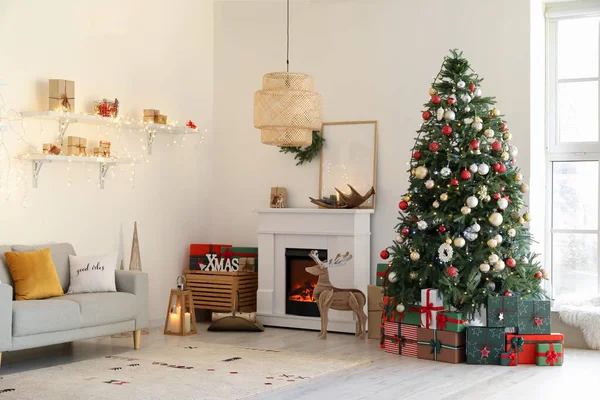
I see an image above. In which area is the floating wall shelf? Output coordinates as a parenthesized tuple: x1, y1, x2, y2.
(21, 110, 200, 155)
(20, 154, 139, 189)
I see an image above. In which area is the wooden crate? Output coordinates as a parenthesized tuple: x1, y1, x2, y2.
(184, 270, 258, 312)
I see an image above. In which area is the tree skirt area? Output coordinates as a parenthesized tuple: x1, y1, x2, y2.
(0, 342, 371, 400)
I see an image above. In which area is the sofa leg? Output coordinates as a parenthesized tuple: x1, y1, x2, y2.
(134, 330, 141, 350)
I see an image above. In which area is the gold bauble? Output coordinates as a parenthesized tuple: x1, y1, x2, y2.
(409, 271, 418, 280)
(429, 88, 437, 96)
(445, 238, 452, 244)
(404, 195, 411, 202)
(411, 169, 416, 176)
(518, 217, 525, 225)
(523, 213, 531, 222)
(515, 172, 523, 182)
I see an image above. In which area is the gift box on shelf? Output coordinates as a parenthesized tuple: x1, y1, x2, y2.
(536, 343, 564, 366)
(144, 109, 160, 123)
(506, 333, 564, 365)
(383, 321, 401, 354)
(270, 187, 287, 208)
(517, 299, 551, 334)
(94, 98, 119, 118)
(500, 351, 519, 366)
(42, 143, 53, 154)
(417, 327, 466, 363)
(367, 285, 384, 341)
(436, 311, 467, 333)
(155, 114, 168, 124)
(189, 244, 232, 271)
(418, 288, 445, 329)
(49, 79, 74, 112)
(376, 263, 390, 287)
(78, 137, 87, 156)
(221, 246, 258, 272)
(66, 136, 80, 156)
(99, 141, 111, 157)
(466, 327, 506, 365)
(487, 295, 519, 329)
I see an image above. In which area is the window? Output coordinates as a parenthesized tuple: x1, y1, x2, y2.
(547, 4, 600, 299)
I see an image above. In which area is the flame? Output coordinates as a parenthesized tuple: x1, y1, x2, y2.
(288, 282, 316, 303)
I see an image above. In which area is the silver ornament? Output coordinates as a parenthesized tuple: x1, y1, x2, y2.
(436, 107, 445, 121)
(478, 163, 490, 175)
(417, 220, 428, 230)
(440, 167, 452, 177)
(469, 163, 478, 173)
(457, 80, 466, 89)
(396, 303, 405, 313)
(425, 179, 435, 189)
(470, 223, 481, 233)
(444, 109, 455, 121)
(466, 196, 479, 208)
(432, 200, 440, 209)
(388, 271, 398, 283)
(479, 263, 490, 273)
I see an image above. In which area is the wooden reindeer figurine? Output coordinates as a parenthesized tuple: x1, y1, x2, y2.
(306, 250, 367, 339)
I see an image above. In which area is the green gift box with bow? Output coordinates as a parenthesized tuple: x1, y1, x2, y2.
(382, 298, 421, 325)
(436, 311, 467, 333)
(517, 299, 551, 334)
(536, 343, 564, 366)
(416, 327, 466, 363)
(376, 263, 389, 286)
(466, 327, 506, 365)
(500, 351, 519, 366)
(487, 296, 519, 329)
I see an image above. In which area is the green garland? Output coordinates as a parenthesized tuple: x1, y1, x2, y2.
(278, 131, 324, 166)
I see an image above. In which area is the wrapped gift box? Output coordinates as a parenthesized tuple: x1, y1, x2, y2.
(536, 343, 564, 366)
(487, 295, 519, 329)
(436, 311, 467, 333)
(367, 285, 384, 341)
(500, 351, 519, 366)
(517, 299, 551, 334)
(382, 296, 395, 322)
(383, 321, 401, 354)
(418, 288, 445, 329)
(270, 187, 287, 208)
(66, 136, 80, 156)
(221, 246, 258, 272)
(376, 263, 389, 286)
(144, 109, 160, 123)
(49, 79, 74, 112)
(78, 137, 87, 156)
(399, 323, 418, 357)
(401, 304, 423, 325)
(506, 333, 564, 365)
(466, 327, 506, 365)
(189, 244, 232, 270)
(417, 327, 466, 363)
(155, 114, 167, 124)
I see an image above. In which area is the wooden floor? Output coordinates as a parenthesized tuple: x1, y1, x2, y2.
(1, 323, 599, 399)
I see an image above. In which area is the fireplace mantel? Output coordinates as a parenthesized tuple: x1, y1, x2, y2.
(255, 208, 373, 333)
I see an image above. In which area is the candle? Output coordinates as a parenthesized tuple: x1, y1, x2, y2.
(184, 312, 191, 333)
(336, 192, 340, 203)
(170, 306, 181, 333)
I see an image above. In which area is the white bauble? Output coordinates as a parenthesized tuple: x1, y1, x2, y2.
(479, 263, 491, 273)
(484, 128, 495, 138)
(432, 200, 440, 209)
(501, 151, 509, 161)
(469, 163, 478, 173)
(388, 271, 398, 283)
(425, 179, 435, 189)
(415, 166, 428, 179)
(444, 109, 456, 121)
(489, 212, 503, 227)
(494, 234, 503, 244)
(465, 232, 478, 241)
(493, 260, 506, 272)
(474, 88, 482, 97)
(541, 268, 549, 279)
(507, 228, 516, 237)
(521, 256, 529, 264)
(440, 193, 449, 201)
(503, 132, 512, 141)
(461, 206, 472, 215)
(395, 235, 405, 244)
(457, 80, 466, 89)
(478, 163, 490, 175)
(510, 145, 519, 157)
(485, 195, 491, 202)
(410, 251, 421, 261)
(489, 254, 499, 264)
(472, 121, 483, 132)
(453, 237, 466, 248)
(417, 220, 428, 230)
(436, 107, 445, 121)
(520, 183, 529, 193)
(487, 239, 498, 248)
(497, 198, 509, 210)
(396, 303, 406, 313)
(465, 105, 471, 112)
(466, 196, 479, 208)
(470, 223, 481, 233)
(440, 167, 452, 177)
(464, 117, 474, 124)
(493, 108, 501, 116)
(515, 172, 523, 182)
(504, 142, 510, 151)
(461, 93, 472, 103)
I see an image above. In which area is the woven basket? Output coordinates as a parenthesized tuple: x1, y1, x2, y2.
(254, 72, 322, 146)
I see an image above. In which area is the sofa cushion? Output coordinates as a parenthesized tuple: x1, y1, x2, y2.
(4, 248, 65, 300)
(56, 292, 137, 328)
(13, 298, 81, 337)
(0, 245, 13, 288)
(11, 243, 75, 293)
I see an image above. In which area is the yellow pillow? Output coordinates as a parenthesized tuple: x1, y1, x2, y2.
(4, 248, 64, 300)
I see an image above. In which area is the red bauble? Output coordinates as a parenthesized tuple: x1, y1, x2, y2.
(446, 266, 458, 277)
(380, 249, 390, 260)
(447, 97, 456, 105)
(409, 215, 418, 223)
(402, 227, 410, 235)
(451, 178, 459, 186)
(431, 95, 441, 104)
(498, 164, 507, 173)
(422, 110, 432, 120)
(469, 82, 476, 92)
(493, 192, 501, 200)
(429, 141, 439, 152)
(399, 200, 408, 211)
(501, 123, 507, 131)
(439, 225, 447, 233)
(492, 141, 502, 152)
(413, 151, 421, 160)
(493, 163, 501, 172)
(506, 258, 516, 268)
(511, 158, 516, 164)
(534, 271, 543, 279)
(504, 291, 513, 297)
(442, 125, 453, 136)
(461, 170, 471, 180)
(469, 140, 480, 150)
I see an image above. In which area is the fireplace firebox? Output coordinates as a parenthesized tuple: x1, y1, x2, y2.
(285, 248, 326, 317)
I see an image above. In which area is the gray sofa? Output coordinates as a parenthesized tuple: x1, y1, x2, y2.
(0, 243, 148, 367)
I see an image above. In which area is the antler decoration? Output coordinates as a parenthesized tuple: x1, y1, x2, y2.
(309, 250, 353, 269)
(309, 184, 375, 209)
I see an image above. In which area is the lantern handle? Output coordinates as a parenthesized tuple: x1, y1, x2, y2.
(176, 275, 186, 290)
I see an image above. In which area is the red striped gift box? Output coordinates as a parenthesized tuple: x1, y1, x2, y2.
(384, 321, 401, 354)
(400, 323, 418, 358)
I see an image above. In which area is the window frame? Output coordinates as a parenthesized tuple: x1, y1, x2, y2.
(546, 2, 600, 300)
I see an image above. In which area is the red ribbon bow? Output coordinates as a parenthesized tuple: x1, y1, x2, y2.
(545, 350, 558, 365)
(436, 311, 466, 330)
(418, 289, 445, 328)
(508, 352, 517, 366)
(186, 120, 197, 129)
(222, 247, 233, 261)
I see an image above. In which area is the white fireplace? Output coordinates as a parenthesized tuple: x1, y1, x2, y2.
(255, 208, 373, 333)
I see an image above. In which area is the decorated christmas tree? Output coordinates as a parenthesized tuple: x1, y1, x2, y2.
(381, 50, 548, 319)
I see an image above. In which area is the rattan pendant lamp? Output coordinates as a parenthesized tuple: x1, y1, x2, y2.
(253, 0, 322, 146)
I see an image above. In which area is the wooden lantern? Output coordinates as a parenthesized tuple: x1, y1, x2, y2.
(164, 289, 197, 336)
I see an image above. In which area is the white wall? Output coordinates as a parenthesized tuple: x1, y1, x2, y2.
(211, 0, 534, 282)
(0, 0, 214, 324)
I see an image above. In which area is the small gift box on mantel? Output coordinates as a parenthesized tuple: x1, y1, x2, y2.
(144, 109, 160, 123)
(49, 79, 74, 112)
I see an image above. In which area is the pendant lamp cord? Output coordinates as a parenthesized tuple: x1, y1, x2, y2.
(286, 0, 290, 72)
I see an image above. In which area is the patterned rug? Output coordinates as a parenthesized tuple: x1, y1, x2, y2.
(0, 342, 371, 399)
